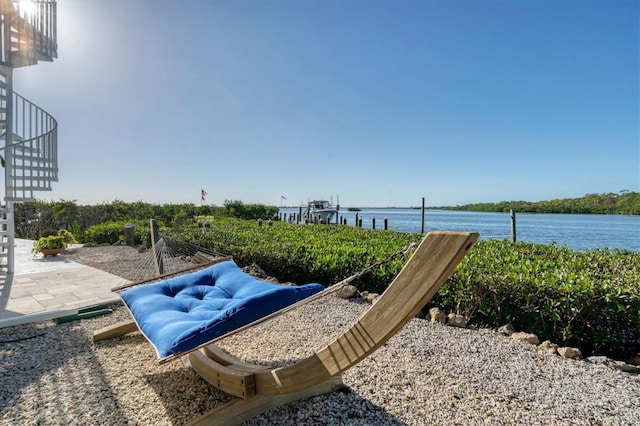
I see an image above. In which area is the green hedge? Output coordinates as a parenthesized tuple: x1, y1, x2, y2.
(164, 218, 419, 293)
(162, 218, 638, 360)
(439, 240, 640, 360)
(82, 220, 150, 246)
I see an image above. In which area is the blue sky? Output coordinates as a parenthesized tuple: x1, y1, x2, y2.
(14, 0, 639, 207)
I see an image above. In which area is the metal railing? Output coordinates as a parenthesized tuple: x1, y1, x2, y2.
(2, 91, 58, 200)
(11, 0, 57, 62)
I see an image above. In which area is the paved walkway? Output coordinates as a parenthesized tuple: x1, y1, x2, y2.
(0, 239, 127, 328)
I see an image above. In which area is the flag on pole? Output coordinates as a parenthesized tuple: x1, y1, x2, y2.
(281, 195, 287, 200)
(201, 189, 207, 201)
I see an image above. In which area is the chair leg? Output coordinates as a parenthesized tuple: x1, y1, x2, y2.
(92, 319, 138, 342)
(186, 375, 345, 426)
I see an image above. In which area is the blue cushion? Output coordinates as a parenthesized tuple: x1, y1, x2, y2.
(119, 260, 324, 359)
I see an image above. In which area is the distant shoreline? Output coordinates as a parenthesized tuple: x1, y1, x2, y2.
(281, 206, 638, 216)
(281, 192, 640, 216)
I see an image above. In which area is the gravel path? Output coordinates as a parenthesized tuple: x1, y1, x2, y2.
(1, 245, 639, 425)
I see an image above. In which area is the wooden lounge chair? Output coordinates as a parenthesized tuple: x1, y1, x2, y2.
(93, 231, 478, 425)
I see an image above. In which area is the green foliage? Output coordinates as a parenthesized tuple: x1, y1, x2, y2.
(32, 235, 66, 253)
(438, 240, 640, 360)
(14, 199, 277, 240)
(82, 220, 150, 245)
(58, 229, 78, 245)
(441, 191, 640, 215)
(166, 219, 640, 360)
(31, 229, 77, 254)
(51, 199, 81, 228)
(222, 200, 279, 220)
(40, 228, 58, 238)
(164, 218, 421, 293)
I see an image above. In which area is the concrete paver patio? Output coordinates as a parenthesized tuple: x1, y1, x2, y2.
(0, 239, 127, 328)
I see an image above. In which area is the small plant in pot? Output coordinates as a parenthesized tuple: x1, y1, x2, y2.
(32, 229, 78, 256)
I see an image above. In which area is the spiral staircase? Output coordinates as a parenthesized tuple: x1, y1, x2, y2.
(0, 0, 57, 273)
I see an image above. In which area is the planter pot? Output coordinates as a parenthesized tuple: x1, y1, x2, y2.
(41, 248, 63, 257)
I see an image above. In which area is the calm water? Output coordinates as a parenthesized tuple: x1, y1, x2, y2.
(279, 208, 640, 252)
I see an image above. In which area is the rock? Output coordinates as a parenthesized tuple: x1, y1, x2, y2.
(586, 356, 640, 373)
(242, 264, 268, 279)
(557, 347, 582, 359)
(137, 245, 147, 253)
(614, 362, 640, 373)
(192, 251, 217, 264)
(360, 291, 379, 303)
(586, 356, 610, 365)
(447, 313, 466, 328)
(538, 340, 559, 355)
(511, 332, 540, 345)
(429, 307, 446, 323)
(497, 324, 516, 336)
(335, 284, 358, 299)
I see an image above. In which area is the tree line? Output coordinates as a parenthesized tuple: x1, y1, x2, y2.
(14, 199, 279, 240)
(438, 191, 640, 215)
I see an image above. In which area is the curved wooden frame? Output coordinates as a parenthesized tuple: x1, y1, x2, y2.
(93, 231, 478, 425)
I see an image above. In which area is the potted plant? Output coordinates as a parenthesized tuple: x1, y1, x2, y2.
(32, 229, 78, 257)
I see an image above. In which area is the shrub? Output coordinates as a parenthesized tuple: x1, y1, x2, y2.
(82, 220, 149, 245)
(437, 240, 640, 360)
(163, 218, 419, 292)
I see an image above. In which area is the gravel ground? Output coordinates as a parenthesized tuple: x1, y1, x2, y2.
(1, 245, 639, 425)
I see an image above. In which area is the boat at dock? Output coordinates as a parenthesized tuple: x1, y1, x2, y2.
(303, 200, 337, 224)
